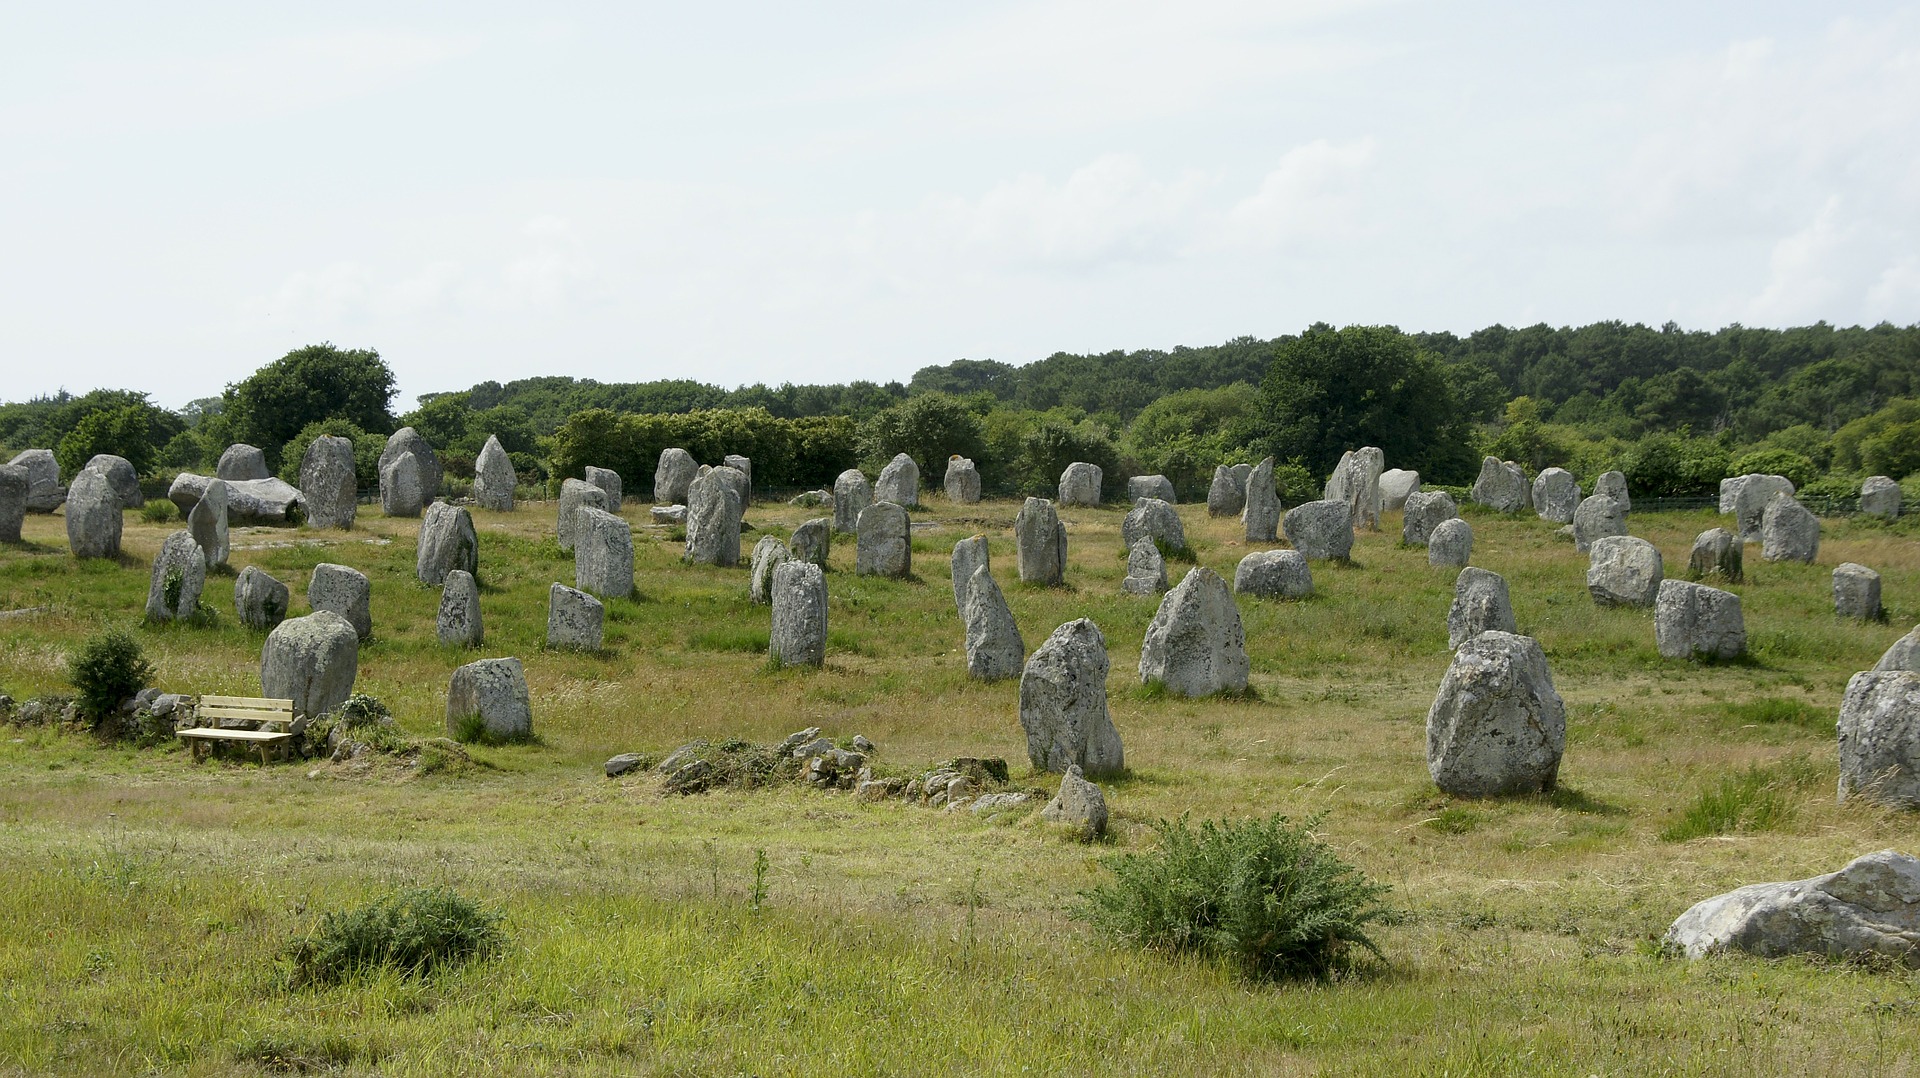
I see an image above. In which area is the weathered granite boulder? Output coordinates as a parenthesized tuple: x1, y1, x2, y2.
(1019, 619, 1124, 776)
(723, 455, 753, 503)
(144, 530, 205, 623)
(1380, 468, 1420, 511)
(1838, 671, 1920, 808)
(1402, 490, 1457, 546)
(1234, 549, 1312, 601)
(1592, 470, 1630, 514)
(416, 502, 478, 586)
(1242, 457, 1281, 542)
(1121, 497, 1185, 553)
(1587, 535, 1664, 608)
(1427, 630, 1565, 796)
(950, 534, 990, 616)
(1128, 475, 1176, 504)
(8, 450, 65, 512)
(748, 535, 792, 605)
(308, 563, 372, 640)
(437, 569, 484, 647)
(445, 657, 531, 741)
(1207, 464, 1247, 517)
(1323, 447, 1384, 530)
(945, 457, 982, 504)
(962, 564, 1025, 680)
(855, 500, 910, 578)
(1058, 462, 1103, 507)
(84, 454, 143, 509)
(1653, 579, 1745, 660)
(556, 478, 607, 554)
(1429, 518, 1473, 567)
(574, 507, 634, 599)
(654, 448, 697, 506)
(65, 467, 121, 559)
(472, 435, 516, 511)
(1572, 493, 1628, 553)
(1835, 563, 1883, 621)
(684, 470, 744, 567)
(875, 453, 919, 507)
(1532, 468, 1581, 524)
(379, 451, 424, 518)
(1140, 568, 1248, 698)
(1688, 527, 1742, 582)
(769, 561, 828, 667)
(167, 473, 302, 524)
(187, 478, 229, 568)
(1282, 500, 1353, 561)
(1665, 850, 1920, 965)
(1761, 493, 1819, 563)
(791, 517, 831, 569)
(217, 443, 269, 482)
(300, 435, 357, 529)
(1448, 567, 1516, 650)
(1876, 626, 1920, 673)
(261, 610, 358, 719)
(833, 469, 871, 534)
(547, 583, 604, 651)
(1122, 538, 1168, 596)
(581, 466, 621, 511)
(0, 464, 27, 542)
(378, 427, 441, 504)
(233, 565, 289, 631)
(1014, 497, 1067, 586)
(1730, 474, 1795, 541)
(1861, 476, 1903, 520)
(1040, 764, 1108, 840)
(1471, 457, 1530, 512)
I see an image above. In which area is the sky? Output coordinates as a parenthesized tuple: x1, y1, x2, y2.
(3, 1, 1918, 411)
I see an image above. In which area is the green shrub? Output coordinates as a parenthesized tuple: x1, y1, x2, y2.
(1731, 448, 1818, 488)
(1659, 759, 1818, 842)
(65, 630, 153, 723)
(285, 887, 504, 988)
(1078, 813, 1391, 981)
(139, 499, 178, 524)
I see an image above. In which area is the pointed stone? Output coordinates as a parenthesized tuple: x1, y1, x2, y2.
(875, 453, 919, 507)
(187, 478, 229, 568)
(437, 569, 484, 647)
(144, 530, 205, 623)
(473, 435, 516, 511)
(1447, 567, 1516, 650)
(416, 502, 478, 586)
(1019, 619, 1123, 776)
(1242, 457, 1280, 542)
(1139, 567, 1248, 697)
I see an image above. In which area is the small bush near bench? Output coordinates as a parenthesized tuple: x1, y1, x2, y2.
(286, 887, 505, 988)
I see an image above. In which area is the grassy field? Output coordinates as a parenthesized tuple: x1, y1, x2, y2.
(2, 491, 1918, 1076)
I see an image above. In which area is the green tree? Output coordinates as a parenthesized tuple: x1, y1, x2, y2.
(224, 344, 396, 470)
(859, 393, 985, 480)
(54, 404, 154, 478)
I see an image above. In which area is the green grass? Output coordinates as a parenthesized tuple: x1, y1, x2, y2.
(1659, 758, 1822, 842)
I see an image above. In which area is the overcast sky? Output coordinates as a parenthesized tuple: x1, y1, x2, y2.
(4, 1, 1917, 411)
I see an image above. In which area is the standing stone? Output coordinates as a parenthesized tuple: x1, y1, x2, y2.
(748, 535, 793, 605)
(1761, 493, 1820, 563)
(1471, 457, 1530, 512)
(1731, 474, 1795, 541)
(855, 501, 911, 578)
(962, 564, 1026, 679)
(1140, 568, 1248, 697)
(1014, 497, 1067, 586)
(1040, 764, 1108, 839)
(1429, 518, 1473, 567)
(144, 530, 206, 623)
(1128, 475, 1176, 504)
(1688, 527, 1743, 582)
(445, 657, 531, 741)
(437, 569, 484, 647)
(1860, 476, 1902, 520)
(8, 450, 65, 512)
(1323, 447, 1384, 531)
(472, 436, 516, 511)
(1834, 564, 1883, 621)
(1593, 470, 1630, 513)
(1380, 469, 1421, 511)
(308, 563, 372, 640)
(0, 464, 27, 542)
(1019, 619, 1124, 776)
(1448, 567, 1517, 650)
(1532, 468, 1581, 524)
(1058, 462, 1103, 507)
(950, 535, 990, 616)
(1587, 535, 1664, 608)
(1402, 490, 1457, 546)
(557, 478, 608, 554)
(65, 467, 121, 559)
(233, 565, 289, 631)
(84, 454, 143, 509)
(1837, 671, 1920, 808)
(1876, 627, 1920, 673)
(1242, 457, 1281, 542)
(1426, 631, 1565, 796)
(379, 451, 424, 518)
(1207, 465, 1247, 517)
(378, 427, 441, 504)
(722, 455, 753, 504)
(1283, 500, 1353, 561)
(944, 457, 982, 504)
(547, 583, 605, 651)
(654, 448, 697, 506)
(1571, 494, 1628, 553)
(708, 464, 749, 513)
(875, 453, 920, 507)
(1234, 549, 1312, 600)
(833, 469, 872, 534)
(769, 561, 828, 668)
(684, 470, 744, 567)
(1123, 538, 1169, 596)
(791, 517, 831, 569)
(574, 507, 635, 599)
(584, 466, 622, 511)
(416, 502, 478, 586)
(187, 478, 229, 569)
(1717, 476, 1743, 515)
(1655, 579, 1746, 660)
(261, 610, 359, 720)
(1121, 498, 1185, 553)
(217, 444, 269, 482)
(1664, 850, 1920, 965)
(300, 435, 358, 530)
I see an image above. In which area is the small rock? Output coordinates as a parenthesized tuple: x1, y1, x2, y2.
(1041, 764, 1109, 839)
(605, 753, 644, 778)
(1834, 563, 1883, 621)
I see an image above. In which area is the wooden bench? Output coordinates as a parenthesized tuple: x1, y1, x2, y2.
(176, 695, 301, 766)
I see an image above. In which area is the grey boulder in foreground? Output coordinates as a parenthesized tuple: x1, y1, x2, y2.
(1665, 850, 1920, 966)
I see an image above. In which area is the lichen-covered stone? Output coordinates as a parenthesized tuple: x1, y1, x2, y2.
(722, 455, 753, 503)
(1020, 619, 1123, 776)
(169, 473, 304, 525)
(1282, 500, 1353, 561)
(1426, 631, 1565, 796)
(473, 435, 516, 511)
(1876, 626, 1920, 673)
(769, 561, 828, 667)
(1207, 464, 1247, 516)
(547, 583, 604, 651)
(1834, 563, 1883, 621)
(557, 478, 607, 554)
(1040, 764, 1108, 839)
(1014, 497, 1067, 586)
(1838, 672, 1920, 809)
(1121, 497, 1185, 553)
(1471, 457, 1529, 512)
(1761, 493, 1819, 563)
(574, 506, 634, 599)
(950, 534, 990, 616)
(379, 451, 423, 518)
(833, 469, 872, 534)
(261, 610, 358, 719)
(187, 478, 229, 568)
(1323, 447, 1384, 530)
(65, 467, 121, 559)
(217, 443, 269, 482)
(0, 464, 27, 542)
(144, 530, 205, 623)
(1242, 457, 1281, 542)
(445, 657, 531, 741)
(1428, 518, 1473, 567)
(875, 453, 920, 507)
(85, 454, 143, 508)
(378, 427, 441, 504)
(1122, 538, 1168, 596)
(416, 502, 478, 586)
(233, 565, 289, 632)
(1532, 468, 1581, 524)
(300, 435, 357, 529)
(437, 569, 484, 647)
(1572, 494, 1628, 553)
(962, 564, 1025, 679)
(1402, 490, 1457, 546)
(1593, 470, 1630, 514)
(1664, 850, 1920, 966)
(855, 500, 910, 578)
(1234, 549, 1311, 600)
(1447, 567, 1516, 650)
(1688, 527, 1742, 582)
(1860, 476, 1902, 520)
(1127, 475, 1176, 504)
(1380, 468, 1420, 511)
(748, 535, 792, 605)
(1139, 568, 1248, 697)
(1730, 474, 1794, 541)
(1653, 579, 1745, 660)
(1057, 462, 1102, 507)
(791, 517, 831, 569)
(654, 448, 697, 506)
(8, 450, 65, 512)
(582, 466, 621, 511)
(685, 470, 744, 567)
(944, 457, 981, 504)
(308, 563, 372, 640)
(1587, 535, 1664, 608)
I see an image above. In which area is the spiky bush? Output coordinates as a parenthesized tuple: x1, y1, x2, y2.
(286, 887, 504, 988)
(65, 630, 153, 723)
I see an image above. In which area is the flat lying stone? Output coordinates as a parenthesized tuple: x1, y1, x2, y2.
(1665, 850, 1920, 966)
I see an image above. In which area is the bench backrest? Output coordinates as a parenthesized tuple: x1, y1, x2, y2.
(194, 695, 297, 729)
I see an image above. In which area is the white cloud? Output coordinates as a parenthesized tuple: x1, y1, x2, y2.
(921, 153, 1213, 269)
(1224, 137, 1378, 249)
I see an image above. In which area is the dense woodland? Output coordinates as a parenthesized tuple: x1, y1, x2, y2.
(4, 321, 1918, 504)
